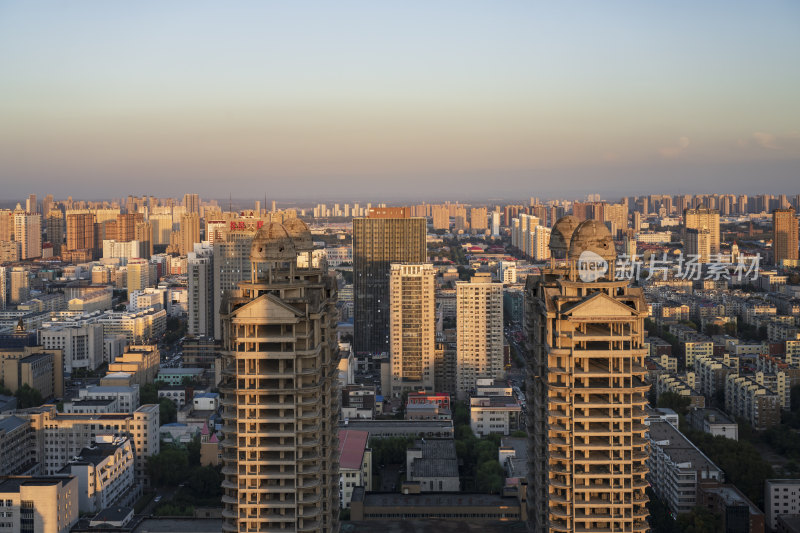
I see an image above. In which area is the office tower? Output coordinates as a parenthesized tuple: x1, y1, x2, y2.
(470, 207, 488, 232)
(684, 208, 720, 256)
(432, 205, 450, 230)
(455, 272, 503, 400)
(389, 263, 436, 397)
(353, 208, 426, 354)
(773, 208, 799, 265)
(66, 212, 96, 257)
(45, 209, 64, 256)
(26, 193, 37, 214)
(126, 258, 150, 293)
(180, 213, 201, 255)
(183, 193, 200, 215)
(527, 217, 649, 533)
(530, 225, 552, 261)
(686, 228, 712, 263)
(13, 210, 42, 260)
(188, 246, 214, 337)
(220, 219, 339, 533)
(135, 221, 153, 258)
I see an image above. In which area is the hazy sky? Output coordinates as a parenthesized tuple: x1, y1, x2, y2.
(1, 1, 798, 201)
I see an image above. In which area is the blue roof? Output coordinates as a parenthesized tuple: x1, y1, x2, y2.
(375, 395, 384, 402)
(194, 392, 219, 399)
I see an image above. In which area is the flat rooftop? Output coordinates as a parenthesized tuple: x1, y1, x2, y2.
(359, 491, 521, 508)
(648, 420, 721, 474)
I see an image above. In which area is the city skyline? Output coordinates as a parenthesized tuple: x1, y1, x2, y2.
(2, 2, 799, 199)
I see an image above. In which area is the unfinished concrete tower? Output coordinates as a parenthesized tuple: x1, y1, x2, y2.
(220, 219, 340, 533)
(526, 217, 650, 533)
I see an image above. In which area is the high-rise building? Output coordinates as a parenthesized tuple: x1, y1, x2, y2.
(684, 208, 720, 256)
(773, 208, 799, 265)
(0, 209, 13, 242)
(455, 272, 503, 400)
(527, 217, 650, 533)
(126, 258, 150, 293)
(13, 209, 42, 260)
(431, 205, 450, 230)
(65, 212, 96, 259)
(9, 266, 30, 304)
(183, 193, 200, 215)
(188, 244, 214, 338)
(686, 228, 712, 263)
(353, 208, 426, 354)
(45, 209, 64, 256)
(180, 213, 201, 255)
(135, 221, 153, 258)
(116, 213, 140, 243)
(0, 266, 6, 310)
(213, 231, 256, 340)
(389, 263, 436, 397)
(25, 193, 38, 214)
(149, 213, 173, 246)
(470, 207, 488, 232)
(220, 219, 339, 533)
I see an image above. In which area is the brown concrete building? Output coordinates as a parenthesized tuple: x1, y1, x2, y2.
(0, 345, 64, 399)
(773, 208, 799, 265)
(65, 212, 97, 260)
(699, 483, 765, 533)
(684, 208, 720, 256)
(526, 217, 650, 533)
(220, 219, 340, 533)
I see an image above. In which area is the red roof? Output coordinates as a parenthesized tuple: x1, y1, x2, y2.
(338, 429, 368, 470)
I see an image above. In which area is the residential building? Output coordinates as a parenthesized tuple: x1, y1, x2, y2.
(456, 272, 503, 400)
(219, 220, 340, 533)
(0, 345, 64, 399)
(0, 476, 78, 533)
(389, 263, 436, 397)
(0, 416, 37, 476)
(698, 483, 765, 533)
(684, 208, 720, 256)
(25, 404, 159, 483)
(188, 245, 214, 337)
(14, 211, 42, 260)
(725, 374, 781, 430)
(58, 436, 135, 513)
(353, 208, 426, 354)
(647, 420, 723, 515)
(469, 396, 521, 437)
(526, 217, 650, 533)
(766, 479, 800, 531)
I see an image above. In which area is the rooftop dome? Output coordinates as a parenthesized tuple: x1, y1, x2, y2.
(281, 217, 313, 252)
(549, 215, 581, 258)
(250, 222, 297, 262)
(568, 219, 616, 262)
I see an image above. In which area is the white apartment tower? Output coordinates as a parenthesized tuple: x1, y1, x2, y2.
(456, 272, 504, 400)
(389, 263, 436, 397)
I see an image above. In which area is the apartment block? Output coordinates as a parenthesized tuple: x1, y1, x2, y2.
(766, 479, 800, 531)
(0, 476, 78, 533)
(456, 272, 504, 400)
(725, 374, 781, 430)
(647, 420, 723, 515)
(389, 263, 436, 397)
(338, 429, 372, 509)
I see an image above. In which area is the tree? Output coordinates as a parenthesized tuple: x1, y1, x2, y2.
(187, 434, 201, 467)
(15, 384, 43, 408)
(159, 397, 178, 425)
(677, 505, 722, 533)
(141, 383, 159, 404)
(186, 465, 223, 498)
(657, 391, 692, 416)
(475, 460, 505, 494)
(146, 445, 189, 486)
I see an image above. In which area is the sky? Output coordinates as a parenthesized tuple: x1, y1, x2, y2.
(1, 1, 799, 201)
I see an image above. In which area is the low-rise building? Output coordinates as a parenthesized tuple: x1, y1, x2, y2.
(766, 479, 800, 532)
(647, 420, 723, 515)
(24, 404, 159, 483)
(687, 407, 738, 441)
(156, 367, 203, 386)
(656, 372, 706, 408)
(469, 396, 521, 437)
(157, 386, 188, 408)
(0, 344, 64, 399)
(337, 429, 372, 509)
(58, 436, 135, 513)
(107, 345, 159, 386)
(406, 438, 459, 492)
(0, 475, 79, 533)
(498, 436, 528, 482)
(75, 385, 140, 414)
(699, 483, 765, 533)
(38, 322, 104, 373)
(340, 420, 454, 439)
